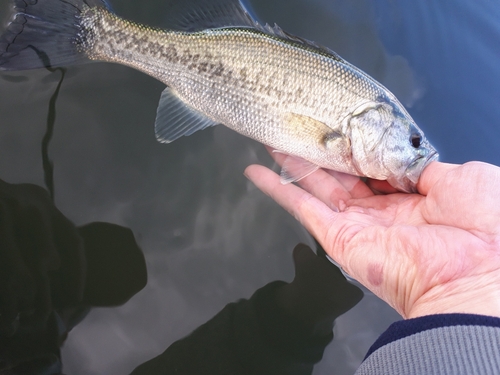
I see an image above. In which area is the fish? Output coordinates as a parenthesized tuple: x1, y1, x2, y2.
(0, 0, 438, 192)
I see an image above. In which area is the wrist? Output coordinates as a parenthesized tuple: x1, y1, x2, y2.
(407, 282, 500, 319)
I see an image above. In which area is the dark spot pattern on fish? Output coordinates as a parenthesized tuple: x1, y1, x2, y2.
(197, 62, 208, 73)
(163, 44, 179, 63)
(212, 63, 224, 77)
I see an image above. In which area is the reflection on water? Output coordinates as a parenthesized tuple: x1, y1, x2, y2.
(0, 0, 499, 374)
(0, 178, 147, 374)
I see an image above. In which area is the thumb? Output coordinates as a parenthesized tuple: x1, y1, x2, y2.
(417, 161, 459, 196)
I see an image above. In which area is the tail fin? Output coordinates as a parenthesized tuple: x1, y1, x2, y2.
(0, 0, 111, 70)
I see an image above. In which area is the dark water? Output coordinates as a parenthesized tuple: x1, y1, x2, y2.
(0, 0, 499, 374)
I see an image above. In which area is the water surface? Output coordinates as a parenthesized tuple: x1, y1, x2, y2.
(0, 0, 499, 374)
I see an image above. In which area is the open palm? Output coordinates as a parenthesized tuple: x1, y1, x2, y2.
(245, 157, 500, 319)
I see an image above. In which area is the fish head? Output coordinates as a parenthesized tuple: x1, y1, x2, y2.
(347, 101, 438, 193)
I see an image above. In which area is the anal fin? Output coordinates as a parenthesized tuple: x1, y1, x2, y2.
(155, 87, 218, 143)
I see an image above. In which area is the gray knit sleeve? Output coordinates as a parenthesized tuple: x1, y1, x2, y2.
(355, 325, 500, 375)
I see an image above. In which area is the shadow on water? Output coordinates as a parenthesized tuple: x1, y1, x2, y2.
(0, 61, 148, 373)
(0, 0, 499, 374)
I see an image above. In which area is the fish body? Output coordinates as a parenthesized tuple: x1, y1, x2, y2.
(0, 0, 438, 192)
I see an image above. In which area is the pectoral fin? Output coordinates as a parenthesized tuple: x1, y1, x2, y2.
(277, 113, 352, 182)
(155, 87, 218, 143)
(283, 112, 345, 149)
(279, 154, 320, 184)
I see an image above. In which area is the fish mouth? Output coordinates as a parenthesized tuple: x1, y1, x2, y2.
(406, 150, 439, 182)
(388, 149, 438, 193)
(399, 150, 439, 192)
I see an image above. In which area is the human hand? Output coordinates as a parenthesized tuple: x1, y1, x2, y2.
(245, 154, 500, 319)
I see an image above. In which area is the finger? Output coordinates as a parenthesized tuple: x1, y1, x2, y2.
(326, 171, 374, 198)
(294, 169, 349, 212)
(245, 165, 339, 242)
(266, 147, 374, 202)
(421, 161, 500, 238)
(245, 165, 387, 277)
(366, 179, 399, 195)
(265, 150, 347, 211)
(245, 165, 410, 302)
(417, 161, 459, 195)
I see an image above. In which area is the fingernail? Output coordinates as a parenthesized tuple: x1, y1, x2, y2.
(338, 200, 347, 212)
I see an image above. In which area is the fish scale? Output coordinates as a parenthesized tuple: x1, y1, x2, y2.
(83, 9, 376, 141)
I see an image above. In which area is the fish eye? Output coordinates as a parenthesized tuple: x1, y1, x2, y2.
(410, 133, 422, 148)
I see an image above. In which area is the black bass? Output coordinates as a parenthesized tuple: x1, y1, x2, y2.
(0, 0, 438, 192)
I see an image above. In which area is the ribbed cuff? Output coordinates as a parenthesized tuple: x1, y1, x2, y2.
(365, 313, 500, 359)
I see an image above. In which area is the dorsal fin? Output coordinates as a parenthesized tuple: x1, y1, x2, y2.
(260, 24, 345, 61)
(162, 0, 346, 62)
(163, 0, 260, 31)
